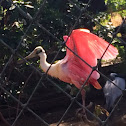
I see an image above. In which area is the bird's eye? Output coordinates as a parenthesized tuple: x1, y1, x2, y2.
(36, 49, 42, 54)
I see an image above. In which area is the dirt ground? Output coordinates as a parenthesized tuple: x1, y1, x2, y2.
(17, 96, 126, 126)
(1, 95, 126, 126)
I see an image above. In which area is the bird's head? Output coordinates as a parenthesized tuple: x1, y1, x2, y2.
(17, 46, 46, 64)
(109, 73, 117, 80)
(28, 46, 46, 58)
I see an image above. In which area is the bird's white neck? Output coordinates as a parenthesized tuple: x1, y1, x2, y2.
(39, 53, 50, 72)
(39, 53, 59, 78)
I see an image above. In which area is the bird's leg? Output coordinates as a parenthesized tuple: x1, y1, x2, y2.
(81, 90, 98, 126)
(76, 89, 87, 118)
(81, 89, 88, 120)
(76, 89, 93, 124)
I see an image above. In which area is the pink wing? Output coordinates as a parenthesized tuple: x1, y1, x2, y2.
(63, 29, 118, 89)
(63, 29, 118, 67)
(64, 29, 118, 61)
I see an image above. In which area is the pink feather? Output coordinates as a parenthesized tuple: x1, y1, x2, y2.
(62, 29, 118, 89)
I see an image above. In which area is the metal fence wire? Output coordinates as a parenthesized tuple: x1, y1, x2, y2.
(0, 0, 126, 126)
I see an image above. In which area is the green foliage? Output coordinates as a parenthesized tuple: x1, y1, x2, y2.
(105, 0, 126, 13)
(92, 0, 126, 61)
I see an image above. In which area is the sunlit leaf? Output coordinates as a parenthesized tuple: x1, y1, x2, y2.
(24, 5, 34, 8)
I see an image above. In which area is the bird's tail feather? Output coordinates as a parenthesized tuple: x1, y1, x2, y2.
(90, 79, 102, 89)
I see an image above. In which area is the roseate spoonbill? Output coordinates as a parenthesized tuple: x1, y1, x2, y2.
(103, 73, 125, 111)
(19, 29, 118, 120)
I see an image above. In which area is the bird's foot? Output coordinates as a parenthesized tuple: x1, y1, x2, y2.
(76, 107, 91, 123)
(76, 110, 98, 125)
(76, 102, 94, 124)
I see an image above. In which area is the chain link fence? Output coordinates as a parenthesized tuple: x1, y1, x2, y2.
(0, 0, 126, 126)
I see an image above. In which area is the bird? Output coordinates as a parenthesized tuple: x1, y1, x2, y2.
(18, 28, 118, 120)
(103, 73, 126, 111)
